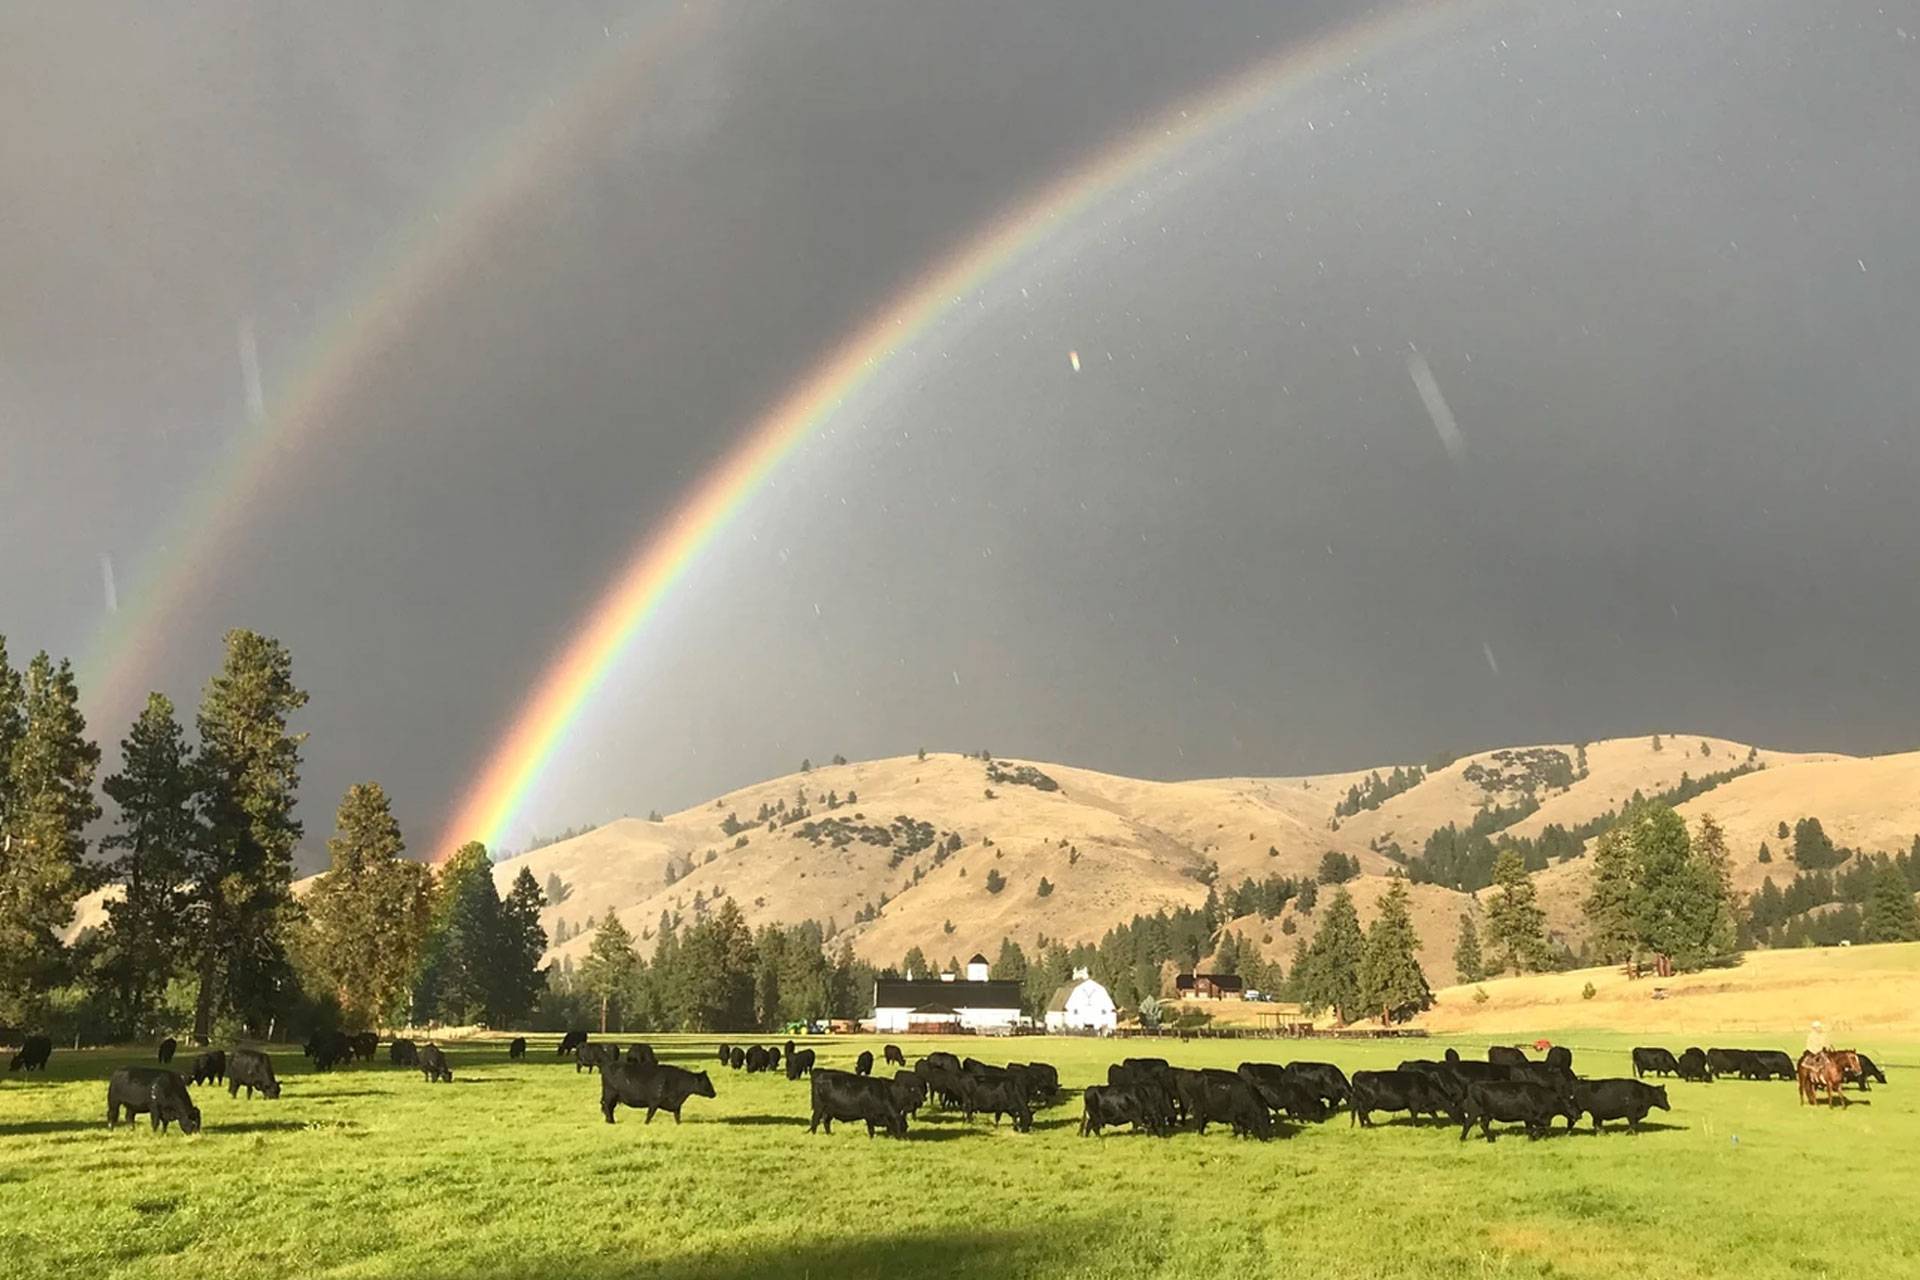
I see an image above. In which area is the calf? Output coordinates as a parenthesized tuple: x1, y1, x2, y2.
(785, 1048, 817, 1080)
(888, 1070, 929, 1117)
(1632, 1047, 1681, 1079)
(419, 1044, 454, 1083)
(1677, 1047, 1714, 1082)
(1350, 1070, 1452, 1128)
(557, 1029, 589, 1056)
(8, 1034, 52, 1073)
(157, 1037, 178, 1064)
(1571, 1078, 1670, 1132)
(190, 1049, 227, 1086)
(227, 1048, 282, 1100)
(106, 1067, 201, 1134)
(601, 1062, 716, 1124)
(1080, 1083, 1170, 1137)
(1458, 1080, 1579, 1141)
(884, 1044, 907, 1067)
(855, 1050, 874, 1077)
(1488, 1046, 1529, 1068)
(810, 1068, 907, 1137)
(389, 1038, 420, 1068)
(745, 1045, 770, 1074)
(508, 1037, 527, 1061)
(1284, 1061, 1352, 1110)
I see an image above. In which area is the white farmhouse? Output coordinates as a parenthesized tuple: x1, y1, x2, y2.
(1044, 968, 1117, 1034)
(871, 954, 1023, 1034)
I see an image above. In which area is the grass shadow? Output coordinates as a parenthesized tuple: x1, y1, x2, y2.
(0, 1119, 97, 1136)
(712, 1114, 805, 1127)
(212, 1119, 308, 1135)
(1583, 1120, 1690, 1135)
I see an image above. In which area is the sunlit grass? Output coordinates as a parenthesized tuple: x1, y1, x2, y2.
(2, 1031, 1914, 1279)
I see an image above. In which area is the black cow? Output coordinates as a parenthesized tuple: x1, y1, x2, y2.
(785, 1048, 817, 1080)
(729, 1047, 747, 1070)
(855, 1050, 874, 1077)
(745, 1045, 771, 1074)
(158, 1037, 178, 1064)
(1841, 1052, 1887, 1090)
(420, 1044, 454, 1083)
(349, 1032, 379, 1062)
(508, 1037, 527, 1061)
(1022, 1061, 1060, 1100)
(1677, 1047, 1714, 1082)
(1442, 1060, 1512, 1084)
(107, 1067, 201, 1134)
(884, 1044, 907, 1068)
(958, 1072, 1032, 1131)
(1632, 1047, 1681, 1079)
(1182, 1071, 1274, 1140)
(1706, 1048, 1752, 1079)
(1350, 1070, 1452, 1127)
(576, 1043, 620, 1074)
(922, 1051, 962, 1074)
(227, 1048, 282, 1100)
(1285, 1061, 1352, 1110)
(305, 1030, 351, 1071)
(1398, 1060, 1469, 1109)
(190, 1050, 226, 1085)
(1509, 1061, 1576, 1092)
(8, 1034, 52, 1073)
(810, 1068, 907, 1137)
(917, 1061, 970, 1110)
(1544, 1045, 1573, 1074)
(784, 1038, 795, 1060)
(717, 1042, 733, 1065)
(1571, 1078, 1670, 1132)
(601, 1062, 716, 1124)
(1458, 1081, 1579, 1141)
(1080, 1084, 1169, 1137)
(1749, 1050, 1796, 1081)
(1239, 1063, 1329, 1122)
(1106, 1063, 1178, 1129)
(768, 1046, 781, 1070)
(624, 1042, 657, 1068)
(1488, 1046, 1529, 1068)
(389, 1038, 420, 1068)
(889, 1070, 929, 1117)
(557, 1030, 589, 1056)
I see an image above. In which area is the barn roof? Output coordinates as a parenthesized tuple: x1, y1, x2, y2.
(968, 953, 990, 965)
(873, 977, 1023, 1010)
(1047, 976, 1110, 1013)
(909, 1003, 960, 1016)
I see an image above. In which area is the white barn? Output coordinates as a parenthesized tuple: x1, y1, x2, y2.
(1044, 968, 1117, 1034)
(871, 954, 1023, 1034)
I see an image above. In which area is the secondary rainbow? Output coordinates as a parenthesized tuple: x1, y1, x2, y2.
(433, 0, 1481, 859)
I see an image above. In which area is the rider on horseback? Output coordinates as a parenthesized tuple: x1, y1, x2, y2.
(1802, 1019, 1830, 1073)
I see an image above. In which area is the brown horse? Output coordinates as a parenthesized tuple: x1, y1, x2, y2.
(1797, 1051, 1851, 1107)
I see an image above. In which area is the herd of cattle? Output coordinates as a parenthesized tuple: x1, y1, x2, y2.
(3, 1028, 1889, 1142)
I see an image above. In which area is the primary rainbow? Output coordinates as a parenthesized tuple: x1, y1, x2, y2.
(433, 0, 1480, 859)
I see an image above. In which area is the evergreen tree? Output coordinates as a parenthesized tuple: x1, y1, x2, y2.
(419, 841, 503, 1024)
(1297, 889, 1363, 1022)
(496, 867, 549, 1024)
(1212, 931, 1243, 976)
(579, 913, 639, 1032)
(1452, 912, 1484, 983)
(991, 937, 1029, 983)
(96, 693, 197, 1032)
(1485, 851, 1551, 974)
(185, 630, 306, 1042)
(673, 897, 756, 1030)
(1582, 824, 1639, 963)
(0, 650, 101, 1019)
(901, 945, 931, 979)
(1863, 860, 1920, 943)
(306, 782, 432, 1026)
(752, 925, 787, 1029)
(1358, 879, 1430, 1022)
(776, 925, 833, 1025)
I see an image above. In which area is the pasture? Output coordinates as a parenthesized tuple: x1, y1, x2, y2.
(2, 1032, 1914, 1279)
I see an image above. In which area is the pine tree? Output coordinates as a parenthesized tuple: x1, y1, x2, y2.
(1620, 806, 1732, 971)
(1485, 851, 1551, 974)
(496, 867, 549, 1024)
(419, 841, 503, 1024)
(1452, 912, 1484, 983)
(1297, 889, 1363, 1022)
(1863, 860, 1920, 943)
(1358, 879, 1430, 1022)
(1212, 931, 1243, 976)
(674, 897, 757, 1030)
(0, 650, 100, 1017)
(901, 945, 930, 979)
(1583, 824, 1639, 964)
(991, 937, 1028, 983)
(97, 693, 197, 1032)
(579, 913, 639, 1032)
(306, 782, 432, 1027)
(185, 630, 306, 1042)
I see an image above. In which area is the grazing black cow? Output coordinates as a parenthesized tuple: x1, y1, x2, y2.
(1707, 1048, 1752, 1079)
(888, 1070, 929, 1117)
(419, 1044, 454, 1083)
(601, 1062, 716, 1124)
(624, 1042, 657, 1068)
(717, 1043, 733, 1065)
(1571, 1079, 1670, 1132)
(1182, 1071, 1274, 1140)
(1350, 1070, 1452, 1127)
(107, 1067, 201, 1134)
(576, 1044, 619, 1074)
(1633, 1047, 1681, 1079)
(158, 1037, 177, 1064)
(1281, 1061, 1352, 1111)
(745, 1045, 771, 1074)
(190, 1050, 226, 1085)
(784, 1038, 795, 1060)
(1398, 1060, 1469, 1110)
(1749, 1050, 1796, 1081)
(1677, 1047, 1714, 1082)
(1458, 1081, 1580, 1141)
(227, 1048, 282, 1100)
(922, 1051, 963, 1074)
(508, 1037, 527, 1061)
(1509, 1061, 1576, 1093)
(768, 1047, 781, 1070)
(1544, 1045, 1573, 1074)
(1080, 1084, 1170, 1136)
(1488, 1046, 1529, 1068)
(884, 1044, 907, 1068)
(389, 1038, 420, 1068)
(557, 1030, 589, 1056)
(1841, 1052, 1887, 1090)
(1106, 1063, 1179, 1129)
(1022, 1061, 1060, 1100)
(305, 1030, 351, 1071)
(729, 1047, 747, 1070)
(349, 1032, 379, 1062)
(916, 1061, 970, 1111)
(810, 1068, 907, 1137)
(9, 1034, 52, 1073)
(1442, 1060, 1512, 1085)
(785, 1048, 817, 1081)
(854, 1049, 874, 1077)
(1239, 1063, 1329, 1122)
(957, 1072, 1032, 1132)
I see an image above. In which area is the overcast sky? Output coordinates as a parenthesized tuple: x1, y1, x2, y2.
(4, 1, 1917, 863)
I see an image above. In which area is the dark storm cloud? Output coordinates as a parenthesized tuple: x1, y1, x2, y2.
(4, 1, 1917, 858)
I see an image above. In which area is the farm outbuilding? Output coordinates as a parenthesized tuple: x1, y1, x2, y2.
(1043, 968, 1117, 1033)
(872, 972, 1023, 1033)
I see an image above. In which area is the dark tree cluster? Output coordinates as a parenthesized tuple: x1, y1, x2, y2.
(1332, 764, 1425, 818)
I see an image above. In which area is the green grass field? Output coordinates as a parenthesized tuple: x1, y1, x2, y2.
(2, 1031, 1913, 1279)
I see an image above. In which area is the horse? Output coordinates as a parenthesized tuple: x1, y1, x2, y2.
(1797, 1051, 1849, 1107)
(1834, 1048, 1884, 1091)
